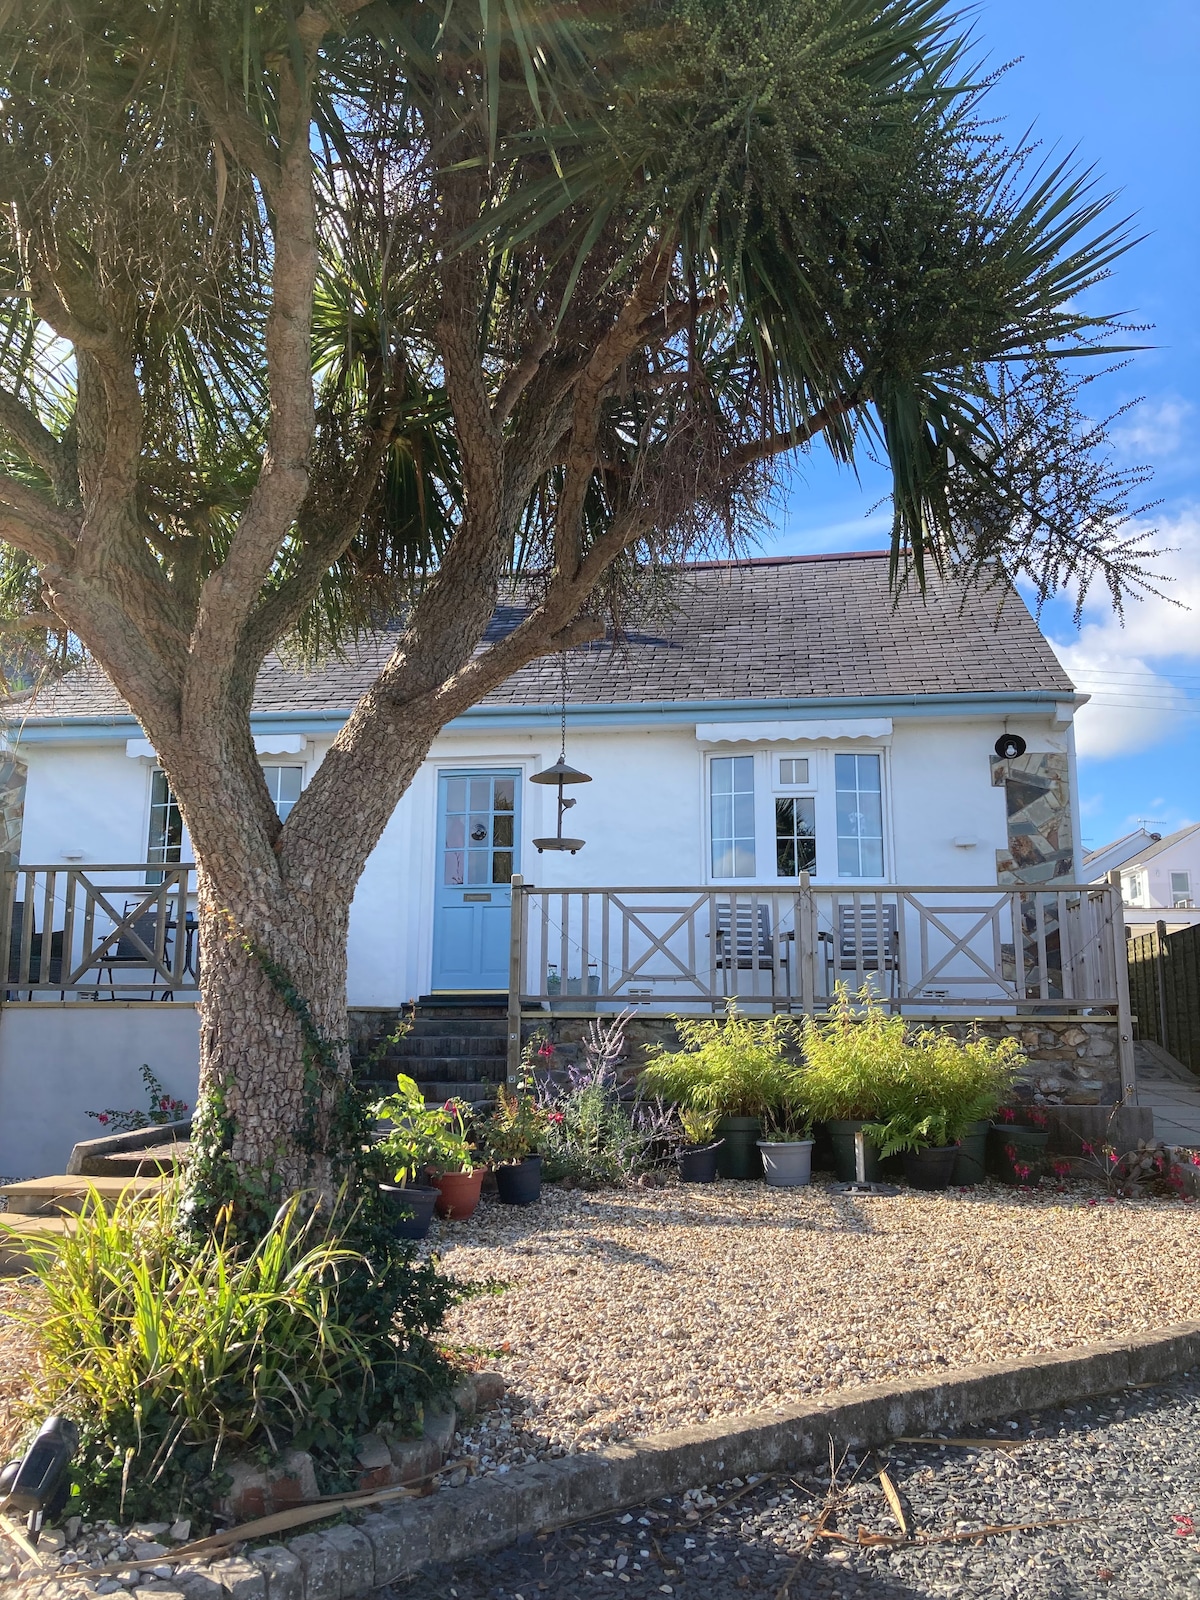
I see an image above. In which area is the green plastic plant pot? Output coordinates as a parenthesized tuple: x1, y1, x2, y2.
(827, 1120, 882, 1183)
(951, 1120, 991, 1185)
(715, 1117, 763, 1179)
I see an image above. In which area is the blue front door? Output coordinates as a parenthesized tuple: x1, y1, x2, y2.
(431, 770, 521, 991)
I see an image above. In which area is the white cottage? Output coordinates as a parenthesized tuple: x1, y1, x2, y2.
(0, 553, 1139, 1177)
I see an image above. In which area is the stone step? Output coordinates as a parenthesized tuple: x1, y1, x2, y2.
(87, 1141, 191, 1178)
(0, 1174, 163, 1215)
(404, 1017, 508, 1038)
(389, 1034, 507, 1058)
(416, 1081, 503, 1106)
(414, 994, 508, 1019)
(0, 1213, 71, 1276)
(361, 1056, 508, 1087)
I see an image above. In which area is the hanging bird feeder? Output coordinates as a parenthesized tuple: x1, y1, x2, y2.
(532, 651, 590, 854)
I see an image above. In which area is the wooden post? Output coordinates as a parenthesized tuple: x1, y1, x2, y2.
(507, 874, 524, 1084)
(797, 871, 816, 1016)
(1108, 870, 1138, 1104)
(1155, 918, 1171, 1053)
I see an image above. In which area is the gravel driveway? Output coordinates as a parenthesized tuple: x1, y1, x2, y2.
(437, 1181, 1200, 1473)
(387, 1371, 1200, 1599)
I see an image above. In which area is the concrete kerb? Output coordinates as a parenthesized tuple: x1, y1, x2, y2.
(219, 1320, 1200, 1600)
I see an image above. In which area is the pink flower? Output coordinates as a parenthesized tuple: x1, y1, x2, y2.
(1172, 1515, 1194, 1537)
(1087, 1197, 1098, 1207)
(538, 1044, 555, 1058)
(160, 1095, 171, 1108)
(97, 1113, 109, 1124)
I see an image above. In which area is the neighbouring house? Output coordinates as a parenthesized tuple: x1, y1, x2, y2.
(1087, 823, 1200, 934)
(0, 552, 1138, 1177)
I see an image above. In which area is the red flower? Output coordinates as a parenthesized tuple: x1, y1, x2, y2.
(1172, 1515, 1194, 1537)
(97, 1113, 110, 1125)
(538, 1043, 555, 1058)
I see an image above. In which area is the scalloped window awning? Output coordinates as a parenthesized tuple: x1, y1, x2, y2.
(695, 718, 892, 744)
(126, 732, 307, 759)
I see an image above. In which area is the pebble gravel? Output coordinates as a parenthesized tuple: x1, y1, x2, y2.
(388, 1370, 1200, 1600)
(435, 1180, 1200, 1474)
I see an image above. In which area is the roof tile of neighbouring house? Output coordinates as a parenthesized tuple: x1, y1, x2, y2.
(1107, 821, 1200, 869)
(3, 552, 1076, 722)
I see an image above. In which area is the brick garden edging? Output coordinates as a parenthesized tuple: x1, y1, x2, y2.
(183, 1319, 1200, 1599)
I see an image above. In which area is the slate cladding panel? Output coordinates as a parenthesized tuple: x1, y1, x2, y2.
(6, 553, 1075, 722)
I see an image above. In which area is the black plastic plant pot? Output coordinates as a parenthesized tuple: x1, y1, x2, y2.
(495, 1154, 543, 1206)
(678, 1140, 724, 1183)
(379, 1183, 440, 1240)
(903, 1144, 959, 1191)
(715, 1117, 763, 1179)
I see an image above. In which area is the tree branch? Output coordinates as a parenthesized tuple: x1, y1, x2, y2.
(0, 474, 77, 563)
(0, 388, 70, 494)
(721, 392, 865, 475)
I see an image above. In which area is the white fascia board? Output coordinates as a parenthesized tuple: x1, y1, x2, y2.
(695, 717, 893, 744)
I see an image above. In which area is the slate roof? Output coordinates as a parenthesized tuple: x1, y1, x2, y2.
(4, 552, 1076, 723)
(1096, 821, 1200, 870)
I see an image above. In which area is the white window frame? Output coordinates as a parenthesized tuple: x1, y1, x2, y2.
(703, 745, 891, 885)
(261, 763, 306, 821)
(1170, 870, 1193, 908)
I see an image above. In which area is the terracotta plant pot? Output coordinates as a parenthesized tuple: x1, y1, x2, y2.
(432, 1167, 487, 1219)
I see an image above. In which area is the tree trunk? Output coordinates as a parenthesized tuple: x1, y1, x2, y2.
(185, 862, 356, 1232)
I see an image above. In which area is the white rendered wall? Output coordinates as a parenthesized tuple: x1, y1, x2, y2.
(11, 711, 1079, 1008)
(0, 1003, 200, 1180)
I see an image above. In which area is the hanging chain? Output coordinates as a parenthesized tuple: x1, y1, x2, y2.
(559, 648, 569, 761)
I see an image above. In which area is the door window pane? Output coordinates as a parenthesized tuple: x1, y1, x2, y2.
(835, 753, 884, 878)
(776, 796, 816, 877)
(443, 773, 520, 887)
(262, 764, 303, 820)
(711, 756, 755, 878)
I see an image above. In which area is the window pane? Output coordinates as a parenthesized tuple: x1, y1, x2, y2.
(710, 756, 755, 878)
(467, 849, 489, 884)
(446, 777, 467, 813)
(492, 850, 513, 883)
(776, 796, 816, 877)
(835, 753, 883, 878)
(493, 813, 513, 848)
(494, 778, 515, 811)
(469, 778, 491, 812)
(445, 815, 465, 849)
(443, 850, 464, 886)
(779, 757, 809, 786)
(468, 814, 490, 845)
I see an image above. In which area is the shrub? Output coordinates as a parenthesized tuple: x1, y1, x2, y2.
(479, 1087, 550, 1165)
(86, 1063, 189, 1132)
(802, 986, 1022, 1154)
(640, 1003, 804, 1120)
(5, 1185, 463, 1523)
(530, 1012, 672, 1184)
(371, 1074, 476, 1180)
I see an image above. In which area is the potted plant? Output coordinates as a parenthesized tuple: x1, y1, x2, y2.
(424, 1097, 487, 1218)
(641, 1004, 802, 1179)
(756, 1097, 815, 1188)
(988, 1104, 1051, 1184)
(480, 1087, 549, 1205)
(369, 1074, 448, 1240)
(676, 1108, 724, 1183)
(863, 1029, 1023, 1191)
(799, 987, 910, 1181)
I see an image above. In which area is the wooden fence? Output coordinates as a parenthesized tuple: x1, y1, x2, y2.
(1127, 920, 1200, 1075)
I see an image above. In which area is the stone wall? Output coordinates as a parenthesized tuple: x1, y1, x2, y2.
(0, 754, 26, 868)
(524, 1010, 1123, 1106)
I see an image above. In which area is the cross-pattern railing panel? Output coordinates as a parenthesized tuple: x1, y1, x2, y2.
(514, 881, 1123, 1014)
(1, 864, 199, 999)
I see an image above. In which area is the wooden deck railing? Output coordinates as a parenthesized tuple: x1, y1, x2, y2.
(1, 863, 199, 999)
(507, 873, 1136, 1088)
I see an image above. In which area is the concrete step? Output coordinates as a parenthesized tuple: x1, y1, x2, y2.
(0, 1213, 71, 1276)
(0, 1174, 163, 1215)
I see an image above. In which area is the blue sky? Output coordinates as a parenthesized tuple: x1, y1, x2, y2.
(756, 0, 1200, 855)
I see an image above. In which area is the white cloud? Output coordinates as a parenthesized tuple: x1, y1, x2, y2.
(1111, 396, 1195, 463)
(1048, 506, 1200, 759)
